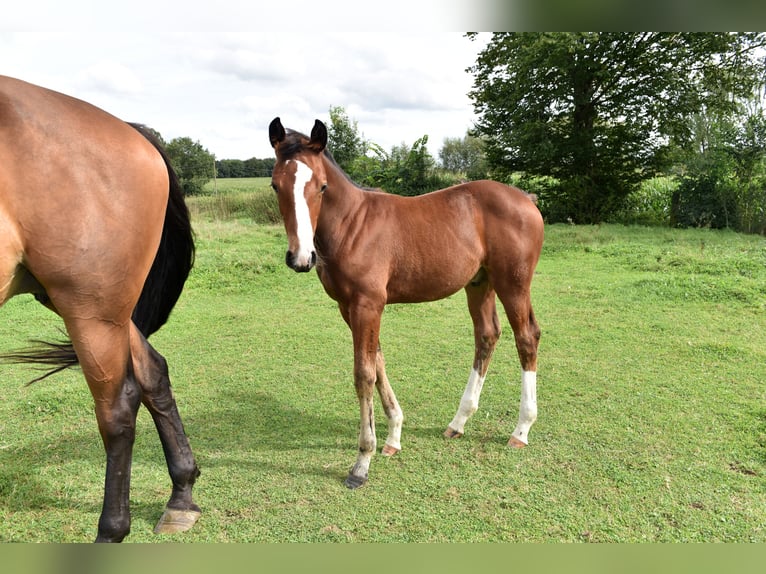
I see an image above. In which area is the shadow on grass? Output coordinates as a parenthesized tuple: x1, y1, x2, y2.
(0, 378, 477, 533)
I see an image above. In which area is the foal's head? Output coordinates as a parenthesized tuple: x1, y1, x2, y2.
(269, 117, 328, 272)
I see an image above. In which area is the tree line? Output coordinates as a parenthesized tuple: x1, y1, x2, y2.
(215, 157, 275, 178)
(166, 32, 766, 235)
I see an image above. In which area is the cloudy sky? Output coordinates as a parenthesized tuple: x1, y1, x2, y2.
(3, 1, 492, 161)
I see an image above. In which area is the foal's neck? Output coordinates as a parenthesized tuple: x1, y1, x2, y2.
(323, 154, 366, 212)
(315, 154, 367, 247)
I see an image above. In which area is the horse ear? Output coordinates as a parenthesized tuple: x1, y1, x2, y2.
(309, 119, 328, 152)
(269, 117, 286, 149)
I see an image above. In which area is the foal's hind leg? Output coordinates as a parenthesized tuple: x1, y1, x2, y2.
(445, 277, 501, 438)
(128, 324, 201, 534)
(497, 289, 541, 448)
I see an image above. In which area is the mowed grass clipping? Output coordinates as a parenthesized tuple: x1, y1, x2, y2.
(0, 196, 765, 541)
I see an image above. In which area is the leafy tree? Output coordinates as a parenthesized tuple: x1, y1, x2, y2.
(327, 105, 366, 172)
(216, 159, 246, 178)
(351, 136, 453, 196)
(468, 32, 766, 223)
(439, 133, 488, 179)
(166, 136, 215, 195)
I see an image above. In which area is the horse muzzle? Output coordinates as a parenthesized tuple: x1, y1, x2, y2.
(285, 250, 317, 272)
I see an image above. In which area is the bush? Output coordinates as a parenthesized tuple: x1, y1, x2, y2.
(611, 177, 678, 226)
(672, 173, 737, 229)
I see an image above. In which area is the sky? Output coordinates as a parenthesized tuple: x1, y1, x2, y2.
(2, 1, 491, 161)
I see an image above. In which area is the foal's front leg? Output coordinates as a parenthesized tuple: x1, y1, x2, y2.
(344, 299, 383, 489)
(375, 345, 403, 456)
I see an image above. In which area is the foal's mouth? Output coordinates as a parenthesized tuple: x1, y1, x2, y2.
(285, 250, 317, 272)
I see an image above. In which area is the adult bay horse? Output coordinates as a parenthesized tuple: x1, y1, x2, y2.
(269, 117, 544, 489)
(0, 76, 200, 542)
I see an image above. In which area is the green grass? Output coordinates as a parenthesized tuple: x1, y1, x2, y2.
(188, 177, 279, 224)
(1, 211, 765, 541)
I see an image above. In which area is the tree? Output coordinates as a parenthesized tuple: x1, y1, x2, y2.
(327, 105, 366, 172)
(166, 137, 215, 195)
(439, 133, 488, 179)
(674, 94, 766, 233)
(468, 32, 766, 223)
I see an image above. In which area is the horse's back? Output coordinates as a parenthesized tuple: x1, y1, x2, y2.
(451, 180, 541, 224)
(425, 180, 544, 279)
(467, 179, 543, 237)
(0, 76, 168, 315)
(411, 179, 543, 251)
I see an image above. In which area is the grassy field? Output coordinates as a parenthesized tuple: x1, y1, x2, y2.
(188, 177, 279, 224)
(0, 181, 765, 542)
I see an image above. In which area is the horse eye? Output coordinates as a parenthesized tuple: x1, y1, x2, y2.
(271, 182, 278, 193)
(320, 184, 328, 194)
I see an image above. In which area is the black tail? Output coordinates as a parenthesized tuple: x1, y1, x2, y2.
(0, 123, 194, 383)
(128, 123, 195, 337)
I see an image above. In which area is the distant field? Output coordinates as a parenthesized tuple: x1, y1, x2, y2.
(188, 177, 278, 224)
(203, 177, 272, 195)
(0, 215, 765, 541)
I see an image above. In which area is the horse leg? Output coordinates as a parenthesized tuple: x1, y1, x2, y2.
(65, 318, 140, 542)
(128, 323, 201, 534)
(375, 345, 403, 456)
(445, 277, 501, 438)
(497, 289, 541, 448)
(343, 298, 383, 489)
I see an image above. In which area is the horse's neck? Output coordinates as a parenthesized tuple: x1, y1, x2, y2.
(315, 158, 366, 248)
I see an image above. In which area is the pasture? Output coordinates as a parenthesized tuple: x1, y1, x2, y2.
(0, 179, 765, 542)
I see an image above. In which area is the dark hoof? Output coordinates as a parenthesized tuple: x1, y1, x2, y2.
(344, 474, 368, 489)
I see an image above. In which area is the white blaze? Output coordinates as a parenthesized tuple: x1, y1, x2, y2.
(291, 159, 315, 267)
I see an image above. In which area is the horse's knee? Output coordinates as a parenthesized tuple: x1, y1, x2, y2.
(96, 513, 131, 543)
(353, 364, 377, 394)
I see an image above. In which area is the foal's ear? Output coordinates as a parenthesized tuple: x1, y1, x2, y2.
(269, 117, 286, 148)
(309, 119, 328, 152)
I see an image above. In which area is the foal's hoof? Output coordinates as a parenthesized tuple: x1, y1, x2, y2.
(381, 444, 401, 457)
(444, 427, 464, 439)
(507, 436, 528, 449)
(153, 507, 202, 534)
(344, 474, 368, 490)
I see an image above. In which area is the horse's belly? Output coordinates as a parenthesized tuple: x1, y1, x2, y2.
(385, 265, 478, 304)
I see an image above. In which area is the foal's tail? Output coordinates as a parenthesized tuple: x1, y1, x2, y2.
(129, 123, 195, 337)
(0, 123, 194, 383)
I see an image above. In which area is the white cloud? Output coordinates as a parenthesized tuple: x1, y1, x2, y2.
(76, 60, 143, 96)
(2, 6, 490, 161)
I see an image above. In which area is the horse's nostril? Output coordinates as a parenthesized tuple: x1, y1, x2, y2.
(285, 250, 316, 272)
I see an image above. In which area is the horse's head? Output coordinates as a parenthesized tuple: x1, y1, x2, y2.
(269, 117, 328, 272)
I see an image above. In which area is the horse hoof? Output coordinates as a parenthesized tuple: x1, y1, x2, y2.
(153, 507, 202, 534)
(344, 474, 368, 490)
(444, 427, 463, 439)
(507, 436, 527, 449)
(381, 444, 400, 457)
